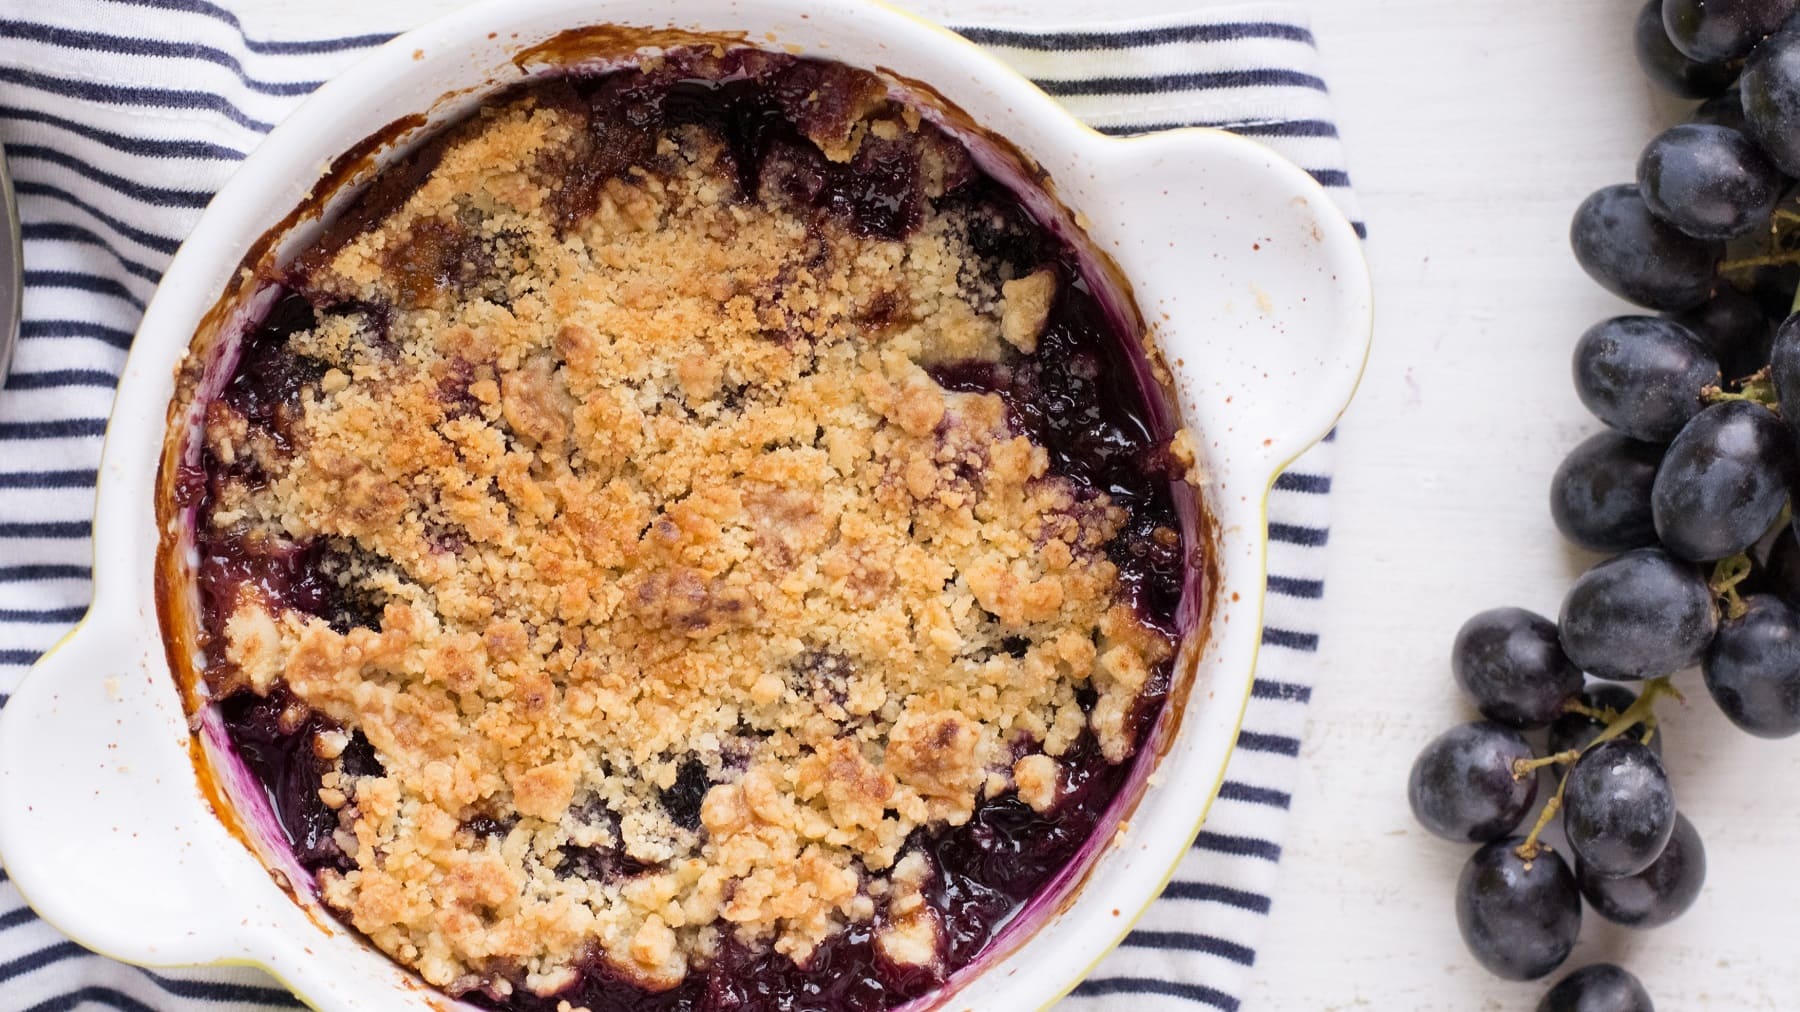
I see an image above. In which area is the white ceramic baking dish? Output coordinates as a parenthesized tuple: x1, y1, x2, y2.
(0, 1, 1371, 1008)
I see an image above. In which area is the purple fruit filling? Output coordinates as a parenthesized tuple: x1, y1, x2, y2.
(221, 687, 380, 874)
(926, 253, 1186, 625)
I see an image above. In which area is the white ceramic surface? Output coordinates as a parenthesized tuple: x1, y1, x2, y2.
(0, 1, 1370, 1009)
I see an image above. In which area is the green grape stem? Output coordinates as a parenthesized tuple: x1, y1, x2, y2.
(1710, 553, 1755, 621)
(1513, 676, 1680, 864)
(1512, 750, 1580, 776)
(1559, 698, 1620, 722)
(1720, 250, 1800, 274)
(1702, 367, 1780, 412)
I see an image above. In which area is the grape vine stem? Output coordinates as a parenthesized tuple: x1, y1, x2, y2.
(1720, 250, 1800, 273)
(1511, 676, 1682, 865)
(1702, 367, 1780, 412)
(1711, 553, 1755, 621)
(1559, 699, 1615, 722)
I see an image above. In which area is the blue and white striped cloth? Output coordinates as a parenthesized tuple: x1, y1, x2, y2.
(0, 2, 1359, 1009)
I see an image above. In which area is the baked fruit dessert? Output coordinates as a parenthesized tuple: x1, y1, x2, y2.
(163, 46, 1196, 1012)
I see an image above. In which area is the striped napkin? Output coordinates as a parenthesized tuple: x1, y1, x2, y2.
(0, 2, 1360, 1009)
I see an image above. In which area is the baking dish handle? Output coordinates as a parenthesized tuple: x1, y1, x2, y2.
(0, 616, 249, 967)
(1085, 128, 1373, 489)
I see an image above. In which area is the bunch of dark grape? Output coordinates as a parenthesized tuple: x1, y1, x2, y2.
(1409, 2, 1800, 1005)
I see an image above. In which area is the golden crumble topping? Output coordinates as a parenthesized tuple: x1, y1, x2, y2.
(193, 53, 1182, 1001)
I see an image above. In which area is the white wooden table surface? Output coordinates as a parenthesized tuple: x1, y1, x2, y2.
(230, 0, 1799, 1007)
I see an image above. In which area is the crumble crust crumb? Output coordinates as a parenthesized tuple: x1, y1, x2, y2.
(198, 56, 1180, 998)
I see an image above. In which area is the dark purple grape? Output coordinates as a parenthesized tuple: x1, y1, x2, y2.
(1652, 401, 1796, 561)
(1759, 525, 1800, 604)
(1559, 548, 1719, 680)
(1407, 722, 1539, 843)
(1571, 186, 1723, 311)
(1638, 0, 1740, 97)
(1453, 608, 1584, 728)
(1771, 313, 1800, 435)
(1539, 964, 1656, 1012)
(1455, 838, 1582, 982)
(1694, 86, 1749, 130)
(1749, 263, 1800, 319)
(1548, 684, 1662, 768)
(1703, 593, 1800, 735)
(1669, 285, 1774, 379)
(1638, 124, 1782, 240)
(1562, 738, 1676, 877)
(1742, 18, 1800, 175)
(1572, 317, 1720, 442)
(1549, 432, 1663, 553)
(1664, 0, 1797, 63)
(1577, 812, 1706, 929)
